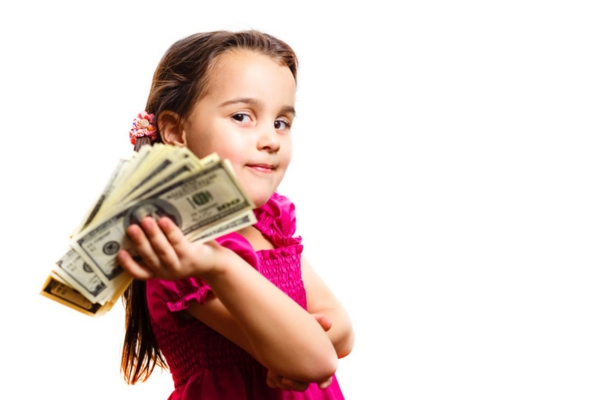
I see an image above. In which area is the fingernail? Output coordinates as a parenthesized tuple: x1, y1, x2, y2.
(141, 217, 153, 230)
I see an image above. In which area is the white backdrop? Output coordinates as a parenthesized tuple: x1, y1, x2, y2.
(1, 1, 599, 399)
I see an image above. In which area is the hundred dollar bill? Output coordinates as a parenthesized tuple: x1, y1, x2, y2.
(40, 272, 113, 317)
(99, 143, 157, 210)
(110, 143, 154, 188)
(43, 146, 256, 316)
(117, 146, 190, 202)
(54, 248, 114, 304)
(74, 158, 130, 234)
(70, 159, 255, 288)
(120, 152, 219, 206)
(99, 148, 217, 214)
(188, 210, 256, 243)
(76, 146, 192, 232)
(55, 210, 257, 306)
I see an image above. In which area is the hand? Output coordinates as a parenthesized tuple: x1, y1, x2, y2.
(117, 216, 225, 281)
(266, 370, 310, 391)
(265, 313, 334, 391)
(266, 371, 333, 391)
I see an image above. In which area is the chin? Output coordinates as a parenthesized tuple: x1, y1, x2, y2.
(249, 192, 274, 209)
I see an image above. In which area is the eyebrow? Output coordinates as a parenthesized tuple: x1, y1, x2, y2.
(219, 97, 296, 116)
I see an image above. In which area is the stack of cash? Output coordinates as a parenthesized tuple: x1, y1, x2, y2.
(40, 144, 256, 317)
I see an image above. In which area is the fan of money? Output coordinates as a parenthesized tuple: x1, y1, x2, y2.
(40, 145, 256, 317)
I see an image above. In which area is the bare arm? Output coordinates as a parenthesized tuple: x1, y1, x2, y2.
(117, 216, 337, 383)
(264, 256, 355, 391)
(302, 255, 354, 359)
(186, 296, 335, 391)
(183, 256, 354, 392)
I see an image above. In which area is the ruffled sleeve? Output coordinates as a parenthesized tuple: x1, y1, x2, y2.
(253, 193, 302, 247)
(146, 193, 299, 332)
(146, 277, 210, 332)
(146, 232, 260, 332)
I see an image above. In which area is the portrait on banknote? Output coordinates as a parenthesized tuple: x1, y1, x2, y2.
(124, 199, 182, 228)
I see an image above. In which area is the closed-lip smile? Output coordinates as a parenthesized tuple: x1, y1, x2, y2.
(247, 163, 276, 173)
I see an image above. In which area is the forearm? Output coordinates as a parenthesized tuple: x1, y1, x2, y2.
(301, 256, 354, 359)
(316, 306, 354, 359)
(119, 217, 340, 383)
(202, 249, 337, 382)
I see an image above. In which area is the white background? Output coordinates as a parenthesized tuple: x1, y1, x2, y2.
(1, 1, 599, 399)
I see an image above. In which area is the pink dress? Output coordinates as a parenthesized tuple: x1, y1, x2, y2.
(146, 193, 345, 399)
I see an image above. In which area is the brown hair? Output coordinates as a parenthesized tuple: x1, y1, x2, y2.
(121, 30, 299, 384)
(132, 29, 299, 151)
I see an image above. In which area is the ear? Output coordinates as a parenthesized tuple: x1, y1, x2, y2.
(158, 111, 185, 146)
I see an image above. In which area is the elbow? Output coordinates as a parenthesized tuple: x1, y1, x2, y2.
(317, 350, 339, 381)
(287, 344, 339, 383)
(302, 351, 338, 383)
(336, 342, 353, 359)
(257, 342, 338, 383)
(335, 327, 355, 359)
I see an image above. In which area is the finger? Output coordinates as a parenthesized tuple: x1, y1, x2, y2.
(266, 371, 282, 389)
(117, 250, 154, 280)
(140, 217, 180, 269)
(266, 374, 278, 388)
(157, 216, 188, 253)
(126, 222, 163, 269)
(312, 314, 332, 332)
(317, 376, 333, 389)
(280, 377, 309, 391)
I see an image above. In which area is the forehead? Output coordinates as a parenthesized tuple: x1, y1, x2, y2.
(203, 50, 296, 100)
(212, 49, 289, 75)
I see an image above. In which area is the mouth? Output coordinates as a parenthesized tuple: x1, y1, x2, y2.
(247, 163, 276, 173)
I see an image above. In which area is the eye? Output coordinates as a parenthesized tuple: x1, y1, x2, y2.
(232, 113, 251, 123)
(274, 119, 291, 130)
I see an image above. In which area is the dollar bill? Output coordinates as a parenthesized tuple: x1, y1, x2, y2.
(121, 151, 220, 205)
(74, 158, 130, 233)
(188, 210, 257, 243)
(40, 272, 113, 317)
(117, 146, 190, 202)
(54, 249, 110, 303)
(120, 157, 203, 205)
(99, 143, 157, 210)
(70, 159, 254, 288)
(43, 146, 256, 314)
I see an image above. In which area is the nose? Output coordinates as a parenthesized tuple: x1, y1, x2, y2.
(257, 123, 281, 153)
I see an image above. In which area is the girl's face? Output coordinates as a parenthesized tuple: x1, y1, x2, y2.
(180, 50, 296, 208)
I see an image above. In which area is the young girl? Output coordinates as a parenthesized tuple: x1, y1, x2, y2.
(116, 30, 354, 399)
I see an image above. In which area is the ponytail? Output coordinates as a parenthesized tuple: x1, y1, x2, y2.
(121, 138, 167, 383)
(121, 280, 167, 384)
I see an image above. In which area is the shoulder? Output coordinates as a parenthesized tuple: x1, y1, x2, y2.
(146, 277, 211, 331)
(258, 192, 296, 219)
(254, 193, 300, 243)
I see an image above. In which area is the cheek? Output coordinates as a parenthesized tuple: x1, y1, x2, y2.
(186, 136, 226, 161)
(184, 134, 209, 159)
(282, 139, 293, 167)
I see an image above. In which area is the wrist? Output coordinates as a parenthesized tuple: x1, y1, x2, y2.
(200, 244, 239, 282)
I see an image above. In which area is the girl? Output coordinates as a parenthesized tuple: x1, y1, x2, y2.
(116, 30, 354, 399)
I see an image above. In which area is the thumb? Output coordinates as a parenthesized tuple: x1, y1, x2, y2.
(312, 314, 332, 332)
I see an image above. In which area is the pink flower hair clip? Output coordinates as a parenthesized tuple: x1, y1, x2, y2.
(129, 111, 157, 145)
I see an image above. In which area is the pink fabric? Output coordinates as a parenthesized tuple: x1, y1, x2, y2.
(146, 193, 345, 399)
